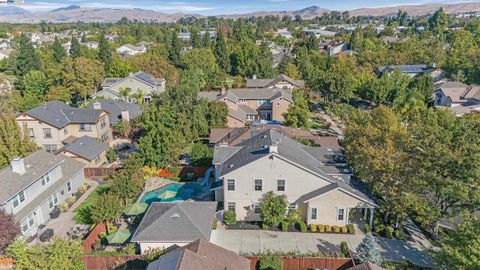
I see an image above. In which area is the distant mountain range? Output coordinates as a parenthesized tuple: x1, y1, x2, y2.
(1, 2, 480, 23)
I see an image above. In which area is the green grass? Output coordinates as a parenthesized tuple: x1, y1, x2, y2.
(74, 183, 112, 224)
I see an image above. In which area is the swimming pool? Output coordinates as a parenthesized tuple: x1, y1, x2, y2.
(139, 183, 203, 205)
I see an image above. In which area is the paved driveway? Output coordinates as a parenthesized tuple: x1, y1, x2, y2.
(210, 229, 434, 267)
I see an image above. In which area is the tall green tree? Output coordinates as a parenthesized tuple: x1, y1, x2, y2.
(190, 29, 201, 48)
(180, 48, 225, 90)
(214, 32, 230, 72)
(283, 89, 311, 129)
(98, 34, 112, 72)
(428, 8, 448, 35)
(21, 70, 49, 100)
(14, 34, 40, 77)
(259, 191, 289, 227)
(51, 37, 66, 63)
(168, 31, 181, 66)
(69, 37, 81, 59)
(90, 192, 123, 228)
(0, 101, 38, 168)
(207, 101, 228, 128)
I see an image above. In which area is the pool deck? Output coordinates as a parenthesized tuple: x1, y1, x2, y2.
(144, 177, 176, 192)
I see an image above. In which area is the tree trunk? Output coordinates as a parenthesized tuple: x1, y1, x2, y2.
(383, 212, 389, 223)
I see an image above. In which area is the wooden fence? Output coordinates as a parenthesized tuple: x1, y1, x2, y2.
(84, 168, 116, 179)
(246, 256, 354, 270)
(0, 258, 14, 270)
(80, 255, 146, 270)
(83, 223, 107, 253)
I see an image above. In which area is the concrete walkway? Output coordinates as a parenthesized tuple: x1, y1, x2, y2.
(210, 229, 434, 267)
(35, 180, 99, 242)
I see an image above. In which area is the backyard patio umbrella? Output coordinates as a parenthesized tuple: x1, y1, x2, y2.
(123, 202, 148, 216)
(157, 190, 177, 200)
(106, 229, 131, 245)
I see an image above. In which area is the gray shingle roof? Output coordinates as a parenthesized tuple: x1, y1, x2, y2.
(88, 99, 142, 125)
(0, 150, 64, 204)
(131, 202, 217, 243)
(246, 74, 305, 88)
(24, 101, 102, 129)
(62, 136, 108, 161)
(199, 88, 292, 103)
(377, 65, 435, 75)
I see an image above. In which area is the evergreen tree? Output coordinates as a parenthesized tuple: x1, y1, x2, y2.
(98, 34, 112, 72)
(69, 37, 80, 58)
(191, 29, 201, 48)
(283, 89, 311, 129)
(355, 233, 383, 265)
(201, 30, 211, 48)
(213, 32, 229, 72)
(14, 34, 40, 77)
(429, 8, 448, 36)
(0, 101, 38, 168)
(21, 70, 49, 100)
(52, 37, 66, 63)
(168, 31, 181, 66)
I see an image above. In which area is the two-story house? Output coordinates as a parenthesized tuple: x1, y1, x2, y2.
(433, 81, 480, 116)
(199, 88, 293, 128)
(211, 130, 377, 227)
(116, 44, 147, 56)
(246, 74, 305, 89)
(16, 101, 112, 153)
(92, 71, 166, 102)
(0, 151, 86, 237)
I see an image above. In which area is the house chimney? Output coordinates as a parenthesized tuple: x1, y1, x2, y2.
(269, 144, 278, 154)
(121, 110, 130, 122)
(221, 87, 227, 96)
(11, 157, 26, 175)
(93, 101, 101, 110)
(253, 74, 257, 80)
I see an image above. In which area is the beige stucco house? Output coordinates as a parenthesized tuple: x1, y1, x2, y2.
(56, 136, 109, 167)
(211, 130, 377, 227)
(199, 87, 293, 128)
(16, 101, 112, 153)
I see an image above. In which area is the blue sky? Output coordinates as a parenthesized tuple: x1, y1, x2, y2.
(19, 0, 479, 15)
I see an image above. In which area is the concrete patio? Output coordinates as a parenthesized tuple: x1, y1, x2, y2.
(33, 180, 98, 243)
(210, 227, 434, 268)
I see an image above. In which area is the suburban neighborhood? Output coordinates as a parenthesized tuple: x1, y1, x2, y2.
(0, 1, 479, 270)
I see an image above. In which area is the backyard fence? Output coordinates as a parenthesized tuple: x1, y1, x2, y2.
(84, 168, 116, 179)
(0, 258, 14, 270)
(80, 255, 146, 270)
(246, 256, 354, 270)
(83, 222, 107, 253)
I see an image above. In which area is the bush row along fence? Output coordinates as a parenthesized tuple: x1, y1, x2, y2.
(83, 222, 107, 253)
(80, 255, 145, 270)
(246, 256, 354, 270)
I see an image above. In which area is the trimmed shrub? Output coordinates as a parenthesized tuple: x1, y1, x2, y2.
(340, 241, 350, 257)
(347, 224, 355, 234)
(258, 253, 282, 270)
(333, 225, 341, 233)
(65, 196, 76, 206)
(385, 226, 394, 239)
(341, 226, 348, 234)
(212, 218, 218, 229)
(262, 223, 270, 230)
(374, 223, 384, 234)
(281, 222, 288, 232)
(309, 224, 317, 232)
(58, 202, 69, 212)
(317, 224, 325, 233)
(364, 224, 372, 233)
(325, 225, 332, 232)
(394, 229, 404, 240)
(223, 210, 236, 225)
(298, 221, 307, 232)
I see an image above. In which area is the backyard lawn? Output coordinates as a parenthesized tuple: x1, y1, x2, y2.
(74, 183, 112, 224)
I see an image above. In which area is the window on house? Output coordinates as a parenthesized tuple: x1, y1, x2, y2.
(227, 179, 235, 191)
(79, 123, 92, 132)
(95, 155, 101, 164)
(254, 179, 262, 191)
(254, 204, 261, 214)
(337, 208, 345, 221)
(48, 193, 59, 209)
(101, 132, 109, 142)
(41, 173, 51, 186)
(20, 213, 35, 233)
(100, 118, 107, 129)
(311, 208, 317, 220)
(13, 191, 26, 208)
(227, 202, 236, 212)
(28, 128, 35, 138)
(64, 128, 68, 135)
(43, 144, 57, 153)
(277, 179, 285, 191)
(67, 181, 72, 192)
(43, 128, 52, 138)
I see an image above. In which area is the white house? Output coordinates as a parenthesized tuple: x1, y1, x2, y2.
(116, 44, 147, 56)
(0, 49, 13, 60)
(211, 130, 378, 227)
(0, 151, 86, 237)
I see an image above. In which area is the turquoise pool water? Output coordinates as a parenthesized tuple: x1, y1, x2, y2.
(139, 183, 203, 205)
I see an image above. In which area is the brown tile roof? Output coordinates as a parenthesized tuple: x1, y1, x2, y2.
(147, 239, 250, 270)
